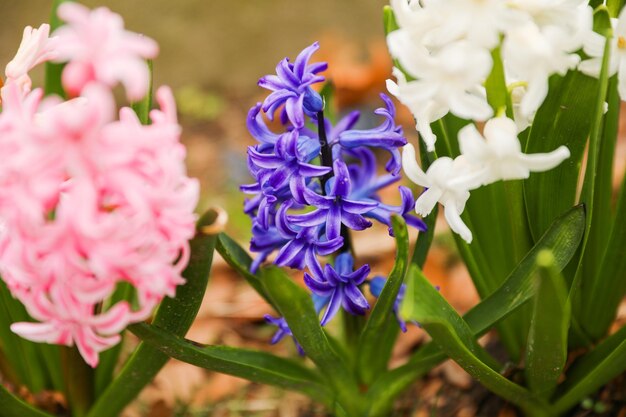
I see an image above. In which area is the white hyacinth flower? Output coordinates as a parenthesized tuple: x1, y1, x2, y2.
(387, 41, 493, 152)
(578, 10, 626, 100)
(421, 0, 526, 50)
(503, 22, 583, 118)
(457, 117, 571, 185)
(402, 144, 482, 243)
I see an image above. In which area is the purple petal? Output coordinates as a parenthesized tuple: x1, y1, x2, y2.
(320, 289, 343, 326)
(289, 209, 328, 227)
(341, 212, 373, 231)
(285, 94, 306, 128)
(330, 160, 351, 198)
(343, 283, 369, 315)
(293, 42, 321, 79)
(326, 204, 342, 240)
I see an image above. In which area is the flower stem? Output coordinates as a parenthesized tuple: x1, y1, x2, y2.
(61, 346, 94, 417)
(316, 110, 354, 255)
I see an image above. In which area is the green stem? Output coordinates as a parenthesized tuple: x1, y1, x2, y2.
(61, 346, 94, 417)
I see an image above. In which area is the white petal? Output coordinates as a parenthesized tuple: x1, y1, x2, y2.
(516, 145, 571, 172)
(415, 187, 443, 216)
(521, 76, 549, 117)
(458, 123, 488, 160)
(449, 92, 493, 121)
(578, 57, 603, 78)
(402, 144, 430, 186)
(443, 200, 473, 244)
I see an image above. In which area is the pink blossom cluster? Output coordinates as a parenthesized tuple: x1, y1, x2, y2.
(0, 3, 199, 367)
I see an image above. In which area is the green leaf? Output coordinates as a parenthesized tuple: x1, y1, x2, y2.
(524, 250, 571, 399)
(401, 265, 501, 370)
(582, 167, 626, 339)
(484, 46, 513, 118)
(383, 5, 399, 35)
(130, 60, 153, 125)
(463, 205, 585, 335)
(0, 281, 53, 393)
(607, 0, 626, 16)
(401, 264, 551, 415)
(366, 205, 585, 416)
(44, 0, 73, 97)
(130, 322, 333, 405)
(320, 82, 337, 125)
(579, 74, 620, 340)
(0, 383, 55, 417)
(523, 71, 597, 242)
(553, 325, 626, 414)
(86, 209, 219, 417)
(215, 232, 274, 307)
(357, 216, 409, 385)
(261, 267, 362, 417)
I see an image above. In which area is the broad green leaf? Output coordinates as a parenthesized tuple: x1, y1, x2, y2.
(215, 232, 274, 307)
(579, 76, 620, 340)
(357, 216, 409, 385)
(0, 281, 56, 393)
(400, 265, 551, 416)
(366, 205, 585, 416)
(383, 5, 399, 35)
(130, 60, 153, 125)
(582, 168, 626, 340)
(463, 205, 584, 334)
(130, 322, 332, 405)
(261, 267, 362, 417)
(607, 0, 626, 16)
(44, 0, 73, 97)
(553, 325, 626, 414)
(570, 20, 612, 333)
(401, 265, 501, 370)
(0, 383, 55, 417)
(524, 250, 571, 399)
(523, 71, 597, 242)
(484, 46, 513, 118)
(87, 209, 219, 417)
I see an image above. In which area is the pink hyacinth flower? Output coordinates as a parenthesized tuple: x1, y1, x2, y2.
(4, 24, 59, 93)
(52, 2, 158, 100)
(0, 79, 197, 366)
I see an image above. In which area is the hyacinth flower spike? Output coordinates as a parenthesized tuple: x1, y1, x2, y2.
(288, 159, 377, 240)
(258, 41, 327, 128)
(304, 252, 370, 326)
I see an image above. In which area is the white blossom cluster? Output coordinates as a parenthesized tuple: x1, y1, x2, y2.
(388, 0, 594, 243)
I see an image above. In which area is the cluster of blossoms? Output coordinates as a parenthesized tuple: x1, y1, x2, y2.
(0, 3, 198, 366)
(243, 43, 425, 348)
(386, 0, 593, 243)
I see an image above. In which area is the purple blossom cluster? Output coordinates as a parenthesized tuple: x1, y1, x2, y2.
(242, 42, 426, 348)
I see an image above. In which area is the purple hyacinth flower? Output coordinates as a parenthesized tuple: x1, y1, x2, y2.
(264, 315, 305, 355)
(249, 221, 289, 272)
(365, 186, 427, 235)
(288, 160, 377, 240)
(273, 201, 344, 276)
(304, 252, 370, 325)
(328, 94, 407, 174)
(369, 276, 408, 332)
(247, 130, 330, 193)
(258, 42, 327, 128)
